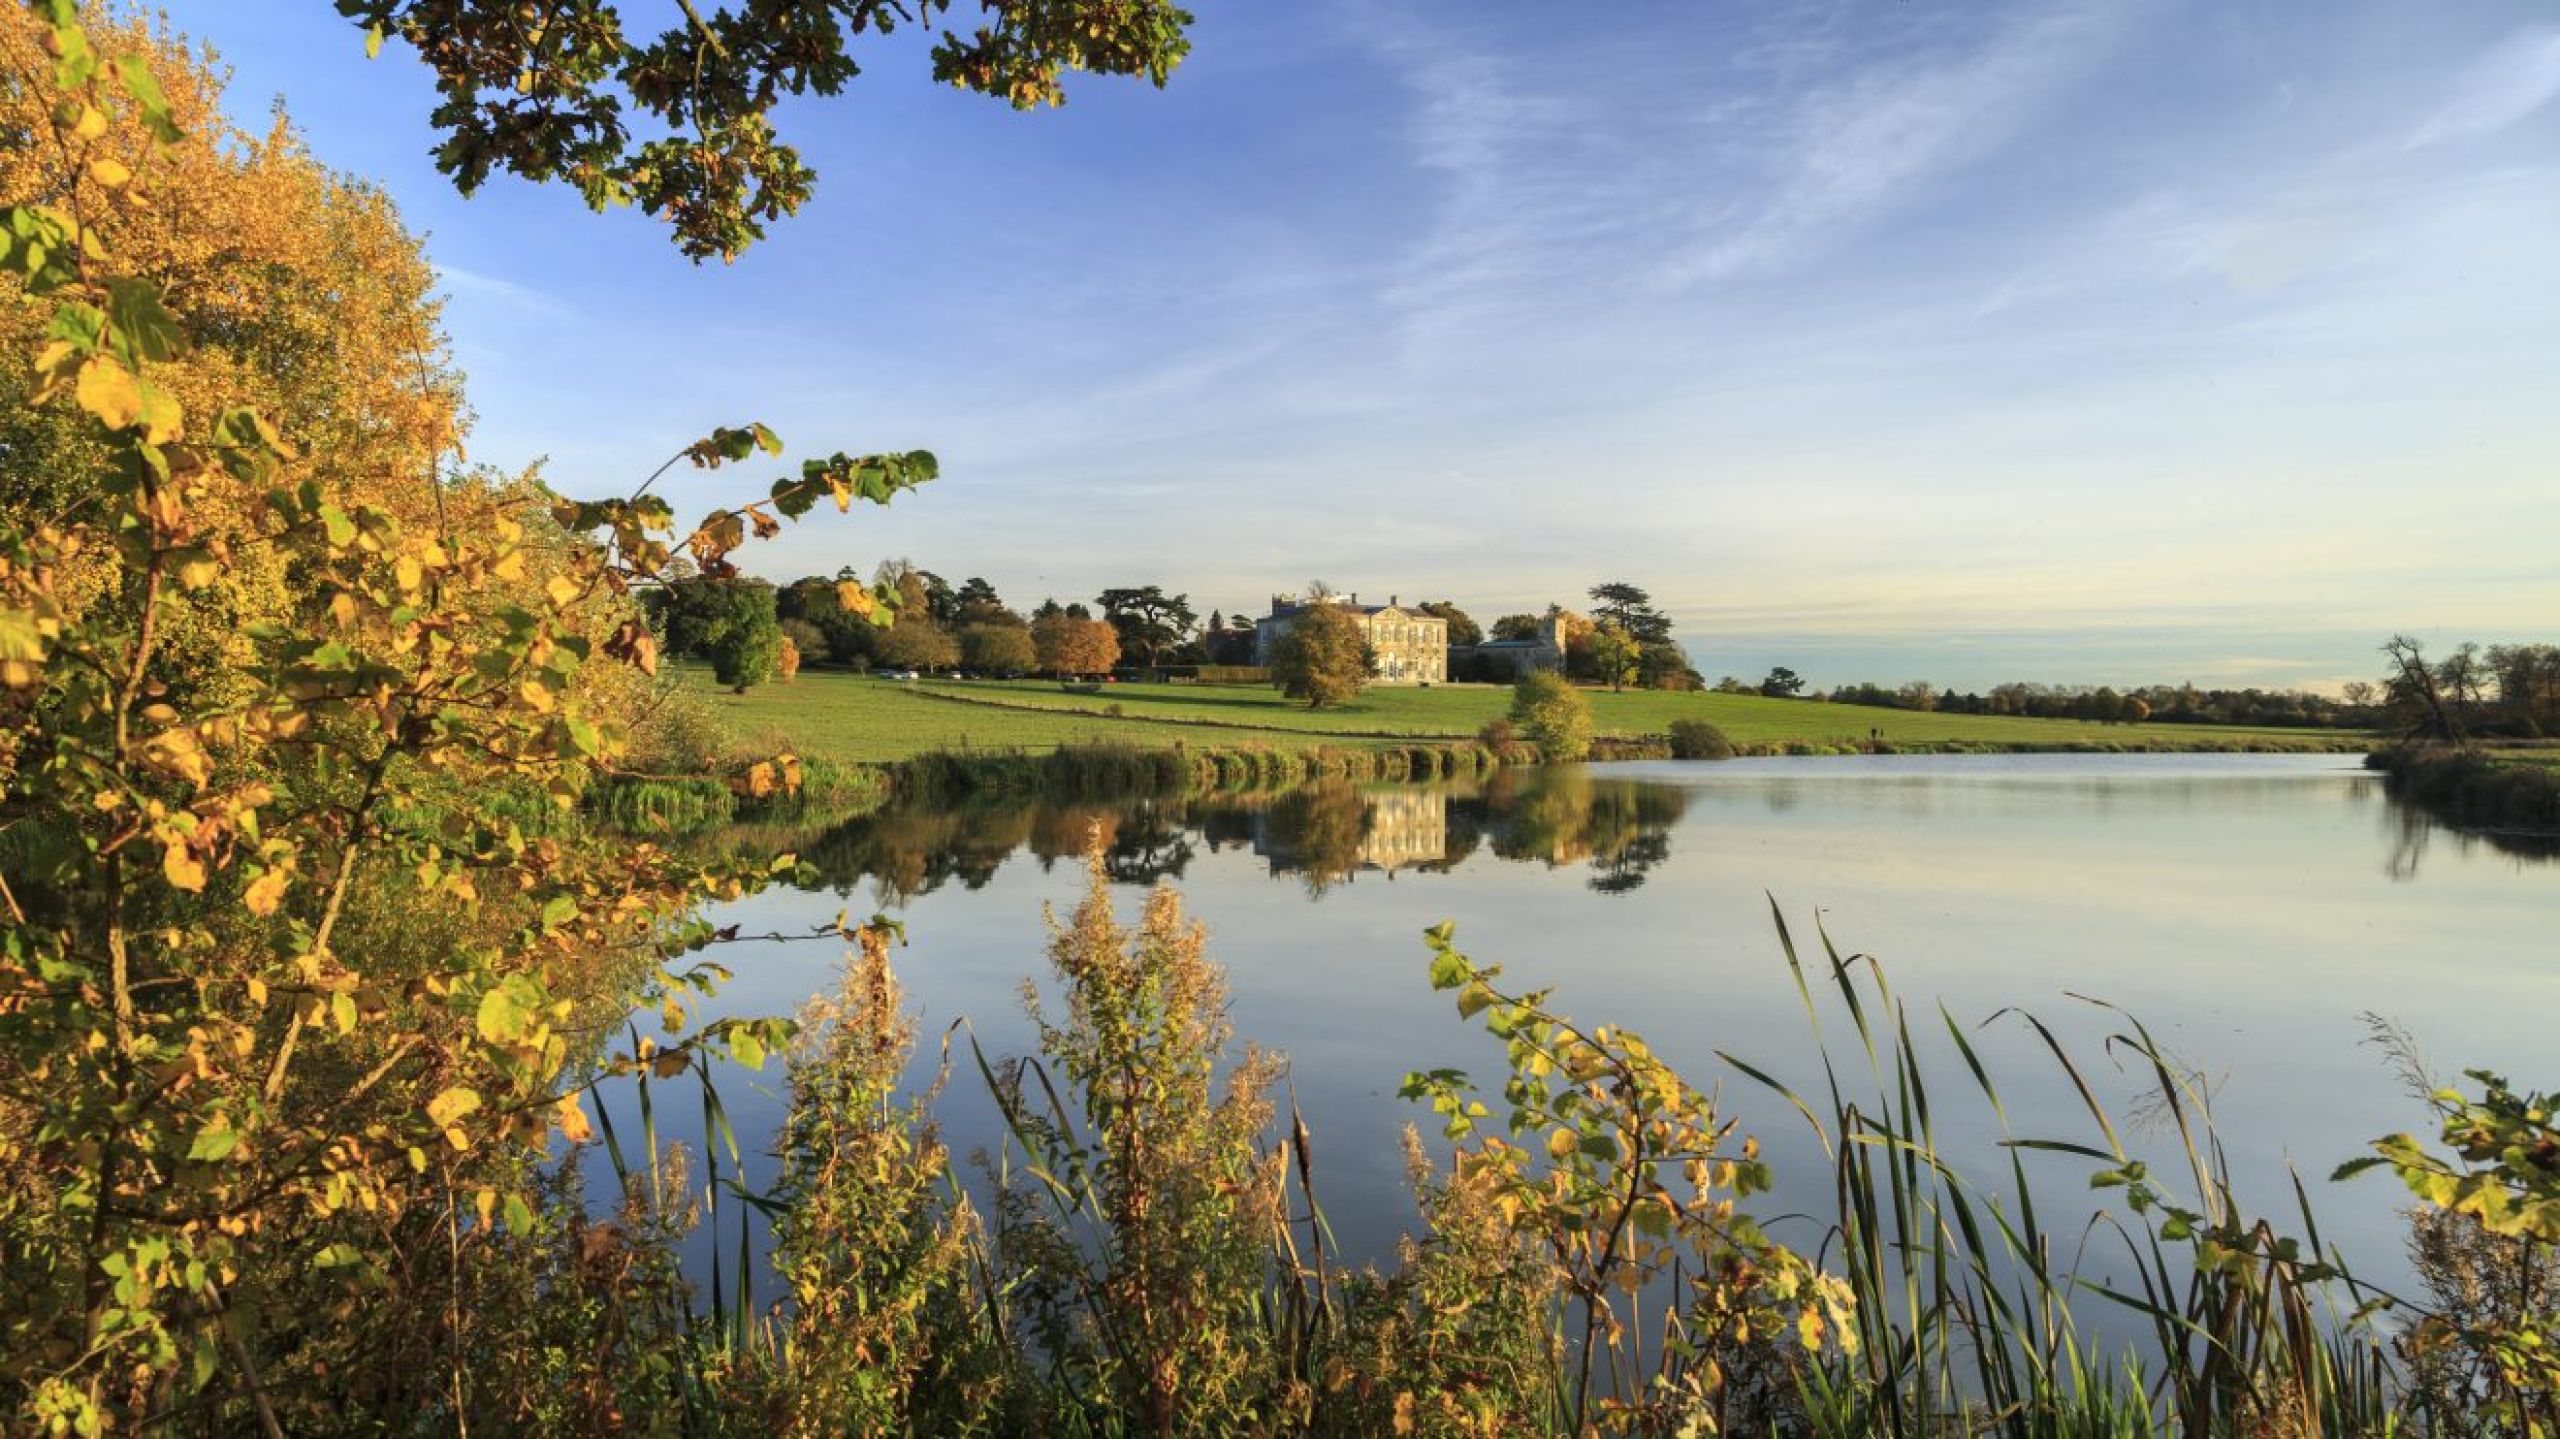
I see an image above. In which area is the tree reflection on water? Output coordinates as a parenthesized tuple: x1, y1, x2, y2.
(772, 767, 1697, 904)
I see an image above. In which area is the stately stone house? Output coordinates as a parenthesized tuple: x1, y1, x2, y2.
(1251, 593, 1448, 684)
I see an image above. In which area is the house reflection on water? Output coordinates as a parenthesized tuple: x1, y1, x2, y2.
(773, 768, 1695, 905)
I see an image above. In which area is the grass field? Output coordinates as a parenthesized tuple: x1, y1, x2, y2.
(694, 668, 2367, 766)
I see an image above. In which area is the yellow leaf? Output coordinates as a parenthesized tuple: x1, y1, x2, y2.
(246, 976, 268, 1005)
(162, 840, 206, 893)
(544, 575, 581, 609)
(243, 866, 289, 917)
(1547, 1128, 1578, 1161)
(835, 580, 875, 617)
(87, 156, 132, 189)
(70, 105, 107, 141)
(426, 1086, 482, 1128)
(554, 1095, 594, 1144)
(76, 356, 144, 430)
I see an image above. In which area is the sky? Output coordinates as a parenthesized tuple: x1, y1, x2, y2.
(159, 1, 2560, 692)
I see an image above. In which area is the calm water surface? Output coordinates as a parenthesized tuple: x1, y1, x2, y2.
(606, 754, 2554, 1302)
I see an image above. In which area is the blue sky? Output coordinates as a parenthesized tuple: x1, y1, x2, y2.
(164, 1, 2560, 691)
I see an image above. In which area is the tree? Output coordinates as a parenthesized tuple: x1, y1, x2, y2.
(955, 576, 1015, 625)
(1587, 582, 1673, 645)
(705, 584, 786, 692)
(1419, 600, 1483, 647)
(1096, 585, 1197, 669)
(1589, 621, 1641, 693)
(1510, 671, 1593, 761)
(960, 621, 1037, 674)
(343, 0, 1198, 261)
(1491, 613, 1545, 642)
(2383, 635, 2461, 742)
(0, 9, 941, 1418)
(1269, 600, 1373, 709)
(1761, 666, 1806, 698)
(880, 615, 959, 672)
(1034, 613, 1120, 677)
(1638, 642, 1697, 691)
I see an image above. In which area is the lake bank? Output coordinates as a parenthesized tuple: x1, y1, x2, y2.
(675, 670, 2368, 797)
(2365, 740, 2560, 854)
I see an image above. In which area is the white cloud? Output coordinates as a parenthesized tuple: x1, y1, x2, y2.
(2403, 26, 2560, 150)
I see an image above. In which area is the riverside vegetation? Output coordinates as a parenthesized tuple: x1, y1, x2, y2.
(2, 7, 2554, 1437)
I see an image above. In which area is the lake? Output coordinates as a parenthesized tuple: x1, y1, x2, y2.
(602, 753, 2555, 1308)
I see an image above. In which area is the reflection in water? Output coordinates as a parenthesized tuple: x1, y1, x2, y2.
(787, 768, 1695, 902)
(766, 761, 2549, 908)
(645, 753, 2556, 1322)
(2376, 784, 2560, 880)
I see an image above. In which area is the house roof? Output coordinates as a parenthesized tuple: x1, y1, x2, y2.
(1262, 601, 1441, 622)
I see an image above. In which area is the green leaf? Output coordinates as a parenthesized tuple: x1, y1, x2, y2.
(1427, 949, 1469, 992)
(540, 894, 579, 930)
(476, 986, 524, 1042)
(187, 1118, 238, 1163)
(104, 278, 184, 362)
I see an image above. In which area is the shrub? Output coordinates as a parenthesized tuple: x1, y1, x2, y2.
(990, 853, 1289, 1432)
(773, 925, 998, 1434)
(1667, 719, 1735, 760)
(1509, 672, 1593, 762)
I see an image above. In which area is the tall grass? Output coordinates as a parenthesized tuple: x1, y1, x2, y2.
(1721, 905, 2401, 1436)
(484, 853, 2546, 1437)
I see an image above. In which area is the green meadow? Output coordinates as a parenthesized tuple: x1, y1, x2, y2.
(694, 668, 2365, 766)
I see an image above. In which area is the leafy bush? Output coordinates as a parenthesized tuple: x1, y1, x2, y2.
(1509, 672, 1593, 762)
(1668, 718, 1735, 759)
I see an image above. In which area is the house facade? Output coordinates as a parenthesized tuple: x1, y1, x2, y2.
(1251, 593, 1448, 684)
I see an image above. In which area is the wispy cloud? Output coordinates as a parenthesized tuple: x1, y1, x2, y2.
(433, 263, 571, 317)
(1670, 1, 2131, 284)
(2403, 25, 2560, 150)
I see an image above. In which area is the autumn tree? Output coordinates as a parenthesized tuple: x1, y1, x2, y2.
(881, 615, 960, 672)
(960, 621, 1037, 673)
(340, 0, 1198, 261)
(1269, 599, 1373, 709)
(0, 9, 930, 1427)
(1034, 612, 1120, 677)
(1510, 671, 1593, 761)
(1589, 621, 1640, 693)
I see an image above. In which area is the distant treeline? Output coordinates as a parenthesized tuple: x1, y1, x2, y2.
(1804, 680, 2365, 728)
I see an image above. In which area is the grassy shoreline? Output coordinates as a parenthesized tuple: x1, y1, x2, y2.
(691, 668, 2369, 768)
(2365, 740, 2560, 842)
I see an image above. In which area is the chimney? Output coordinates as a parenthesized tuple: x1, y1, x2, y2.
(1350, 592, 1359, 605)
(1390, 593, 1399, 607)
